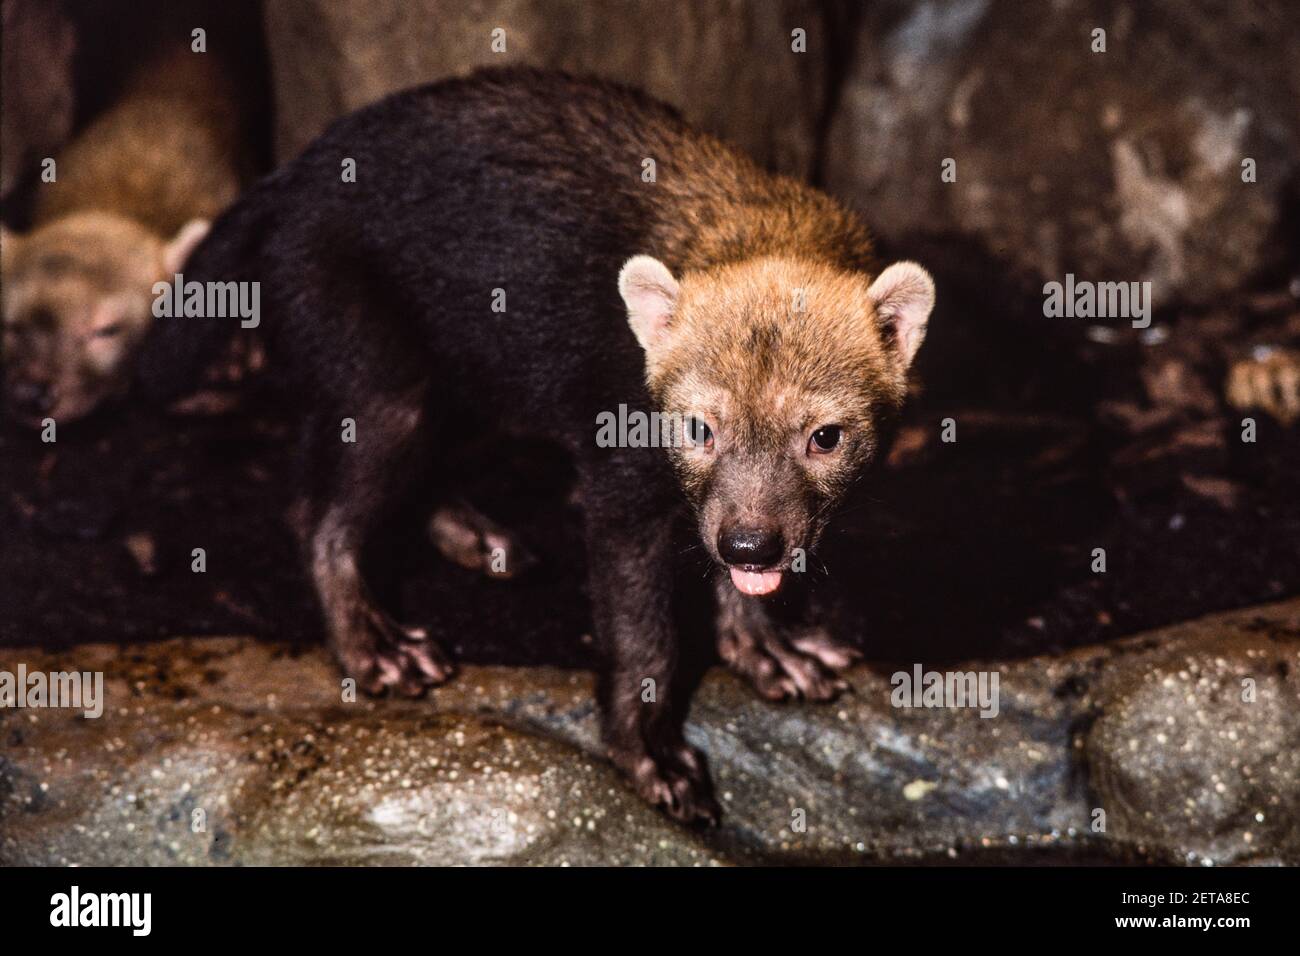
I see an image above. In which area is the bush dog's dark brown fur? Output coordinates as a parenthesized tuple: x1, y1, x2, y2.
(137, 67, 935, 822)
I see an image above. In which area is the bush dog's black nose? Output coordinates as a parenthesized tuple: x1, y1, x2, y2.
(717, 527, 784, 568)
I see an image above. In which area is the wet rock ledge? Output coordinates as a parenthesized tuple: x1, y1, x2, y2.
(2, 599, 1298, 866)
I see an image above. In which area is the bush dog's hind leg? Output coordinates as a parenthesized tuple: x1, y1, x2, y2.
(302, 386, 454, 697)
(428, 498, 538, 579)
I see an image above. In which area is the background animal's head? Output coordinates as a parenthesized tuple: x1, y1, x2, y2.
(620, 253, 934, 595)
(1, 212, 208, 425)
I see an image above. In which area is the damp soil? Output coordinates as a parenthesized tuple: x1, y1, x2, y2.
(3, 262, 1298, 667)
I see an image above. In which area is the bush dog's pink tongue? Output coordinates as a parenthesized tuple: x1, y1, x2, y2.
(730, 568, 783, 595)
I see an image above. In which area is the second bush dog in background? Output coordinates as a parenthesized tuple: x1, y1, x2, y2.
(1, 44, 249, 426)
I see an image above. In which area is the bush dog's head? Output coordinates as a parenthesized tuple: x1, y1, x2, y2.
(620, 254, 934, 595)
(1, 213, 208, 426)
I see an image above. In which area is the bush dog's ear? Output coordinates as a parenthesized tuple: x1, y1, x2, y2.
(868, 261, 935, 368)
(161, 218, 211, 276)
(619, 255, 680, 354)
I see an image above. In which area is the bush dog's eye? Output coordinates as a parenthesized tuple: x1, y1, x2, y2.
(26, 308, 57, 330)
(686, 416, 714, 449)
(808, 425, 841, 454)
